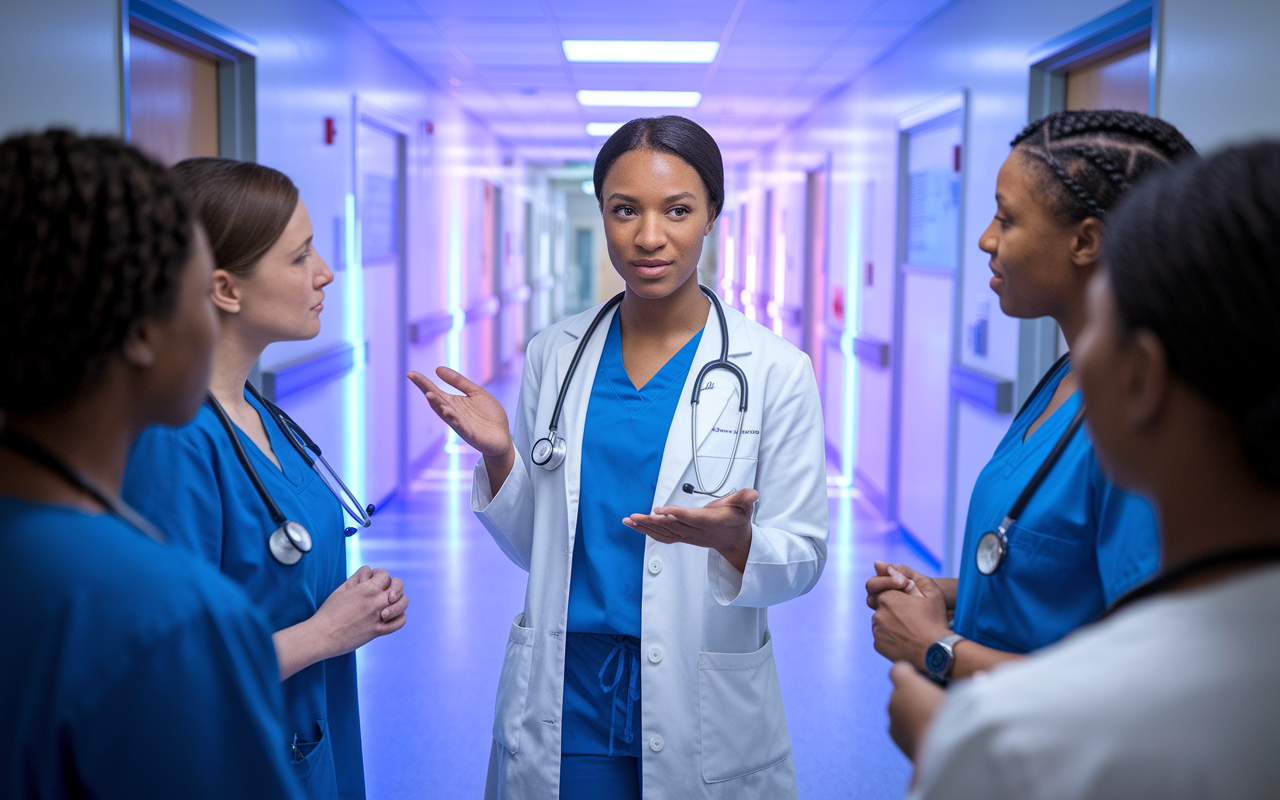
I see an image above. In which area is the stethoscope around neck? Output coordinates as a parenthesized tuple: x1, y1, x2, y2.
(975, 354, 1086, 576)
(530, 285, 749, 498)
(206, 382, 374, 566)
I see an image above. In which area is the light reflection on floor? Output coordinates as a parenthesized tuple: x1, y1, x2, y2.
(356, 365, 918, 799)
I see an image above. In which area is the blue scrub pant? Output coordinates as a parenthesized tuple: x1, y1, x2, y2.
(559, 755, 641, 800)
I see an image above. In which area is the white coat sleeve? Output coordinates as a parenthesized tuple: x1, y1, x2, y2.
(471, 335, 544, 572)
(709, 352, 829, 607)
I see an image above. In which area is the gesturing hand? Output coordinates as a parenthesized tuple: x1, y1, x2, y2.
(623, 488, 758, 573)
(408, 367, 512, 458)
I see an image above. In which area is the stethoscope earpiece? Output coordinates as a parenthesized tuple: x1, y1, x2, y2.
(269, 520, 313, 566)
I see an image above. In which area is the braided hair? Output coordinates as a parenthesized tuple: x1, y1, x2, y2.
(0, 130, 191, 414)
(1107, 141, 1280, 488)
(1011, 110, 1196, 224)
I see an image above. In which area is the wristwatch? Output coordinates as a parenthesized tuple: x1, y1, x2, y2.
(924, 633, 965, 685)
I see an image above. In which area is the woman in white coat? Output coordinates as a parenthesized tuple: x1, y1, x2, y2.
(409, 115, 828, 800)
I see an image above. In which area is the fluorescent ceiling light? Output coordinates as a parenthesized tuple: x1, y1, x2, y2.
(563, 40, 719, 63)
(577, 90, 702, 108)
(585, 122, 625, 136)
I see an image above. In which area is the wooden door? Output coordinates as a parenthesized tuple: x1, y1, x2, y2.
(128, 26, 218, 165)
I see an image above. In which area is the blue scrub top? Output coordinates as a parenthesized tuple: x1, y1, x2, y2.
(952, 358, 1160, 653)
(123, 390, 364, 800)
(561, 313, 702, 762)
(0, 496, 304, 800)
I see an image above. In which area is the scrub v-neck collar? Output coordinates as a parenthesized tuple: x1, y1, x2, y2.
(601, 312, 703, 419)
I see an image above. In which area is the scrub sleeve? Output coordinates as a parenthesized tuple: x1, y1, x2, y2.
(124, 390, 365, 800)
(0, 498, 304, 800)
(559, 314, 702, 800)
(952, 358, 1160, 653)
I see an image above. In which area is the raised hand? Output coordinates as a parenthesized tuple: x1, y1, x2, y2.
(408, 367, 512, 458)
(623, 488, 759, 573)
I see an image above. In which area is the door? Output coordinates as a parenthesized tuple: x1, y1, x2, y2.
(891, 115, 963, 563)
(128, 26, 218, 165)
(356, 118, 406, 507)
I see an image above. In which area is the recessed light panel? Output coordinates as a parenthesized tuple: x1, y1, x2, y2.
(585, 122, 626, 136)
(576, 91, 702, 108)
(563, 40, 719, 63)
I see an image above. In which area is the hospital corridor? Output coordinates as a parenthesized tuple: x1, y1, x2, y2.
(4, 0, 1280, 798)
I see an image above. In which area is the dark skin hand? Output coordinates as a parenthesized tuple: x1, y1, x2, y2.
(623, 488, 757, 573)
(868, 562, 1022, 677)
(887, 661, 947, 764)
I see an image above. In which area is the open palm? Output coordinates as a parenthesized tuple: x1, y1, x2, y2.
(407, 367, 512, 458)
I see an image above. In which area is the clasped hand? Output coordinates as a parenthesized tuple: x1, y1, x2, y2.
(867, 561, 951, 671)
(314, 565, 409, 657)
(623, 488, 758, 573)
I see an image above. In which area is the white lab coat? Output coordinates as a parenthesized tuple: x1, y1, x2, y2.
(472, 298, 829, 800)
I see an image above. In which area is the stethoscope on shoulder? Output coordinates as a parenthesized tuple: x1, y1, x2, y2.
(975, 354, 1086, 575)
(206, 382, 374, 566)
(530, 285, 749, 498)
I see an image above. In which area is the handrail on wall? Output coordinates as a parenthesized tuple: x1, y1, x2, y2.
(408, 294, 502, 346)
(950, 364, 1014, 414)
(261, 340, 367, 404)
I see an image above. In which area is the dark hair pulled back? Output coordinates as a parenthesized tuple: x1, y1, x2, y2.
(593, 116, 724, 219)
(0, 130, 191, 414)
(1106, 141, 1280, 488)
(171, 157, 299, 277)
(1012, 109, 1196, 224)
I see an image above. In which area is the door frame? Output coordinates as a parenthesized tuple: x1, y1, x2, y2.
(352, 97, 411, 501)
(123, 0, 256, 161)
(888, 89, 969, 569)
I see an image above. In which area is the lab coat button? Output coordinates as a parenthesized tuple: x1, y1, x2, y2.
(648, 557, 662, 575)
(649, 735, 664, 752)
(648, 646, 663, 664)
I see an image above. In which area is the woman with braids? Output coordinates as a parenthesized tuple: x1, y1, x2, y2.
(866, 110, 1197, 687)
(123, 158, 408, 800)
(894, 140, 1280, 800)
(0, 130, 302, 798)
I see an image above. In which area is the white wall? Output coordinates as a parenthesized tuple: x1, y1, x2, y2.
(0, 0, 121, 137)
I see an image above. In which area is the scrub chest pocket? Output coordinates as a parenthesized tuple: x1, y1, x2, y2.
(697, 633, 791, 783)
(493, 613, 536, 754)
(972, 521, 1104, 653)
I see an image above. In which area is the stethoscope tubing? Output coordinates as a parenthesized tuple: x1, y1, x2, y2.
(977, 356, 1086, 575)
(534, 285, 749, 498)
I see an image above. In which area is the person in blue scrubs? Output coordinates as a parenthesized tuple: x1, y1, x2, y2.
(0, 130, 303, 799)
(123, 158, 408, 800)
(560, 311, 704, 796)
(867, 110, 1198, 682)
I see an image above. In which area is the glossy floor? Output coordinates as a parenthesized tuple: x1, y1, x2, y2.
(356, 366, 921, 799)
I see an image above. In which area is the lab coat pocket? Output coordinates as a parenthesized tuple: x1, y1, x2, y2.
(288, 718, 337, 792)
(689, 455, 758, 498)
(697, 633, 791, 783)
(492, 613, 536, 754)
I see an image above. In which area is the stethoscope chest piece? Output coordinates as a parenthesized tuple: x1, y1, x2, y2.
(975, 528, 1008, 576)
(532, 431, 566, 471)
(269, 520, 313, 566)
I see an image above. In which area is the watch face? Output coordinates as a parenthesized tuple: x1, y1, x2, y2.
(925, 643, 950, 675)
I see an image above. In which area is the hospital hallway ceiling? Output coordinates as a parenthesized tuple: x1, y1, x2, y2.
(332, 0, 959, 163)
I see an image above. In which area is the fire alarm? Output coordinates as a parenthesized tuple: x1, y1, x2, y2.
(324, 117, 337, 145)
(421, 120, 434, 136)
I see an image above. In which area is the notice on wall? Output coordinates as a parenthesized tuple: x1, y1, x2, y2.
(906, 169, 960, 269)
(361, 173, 398, 264)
